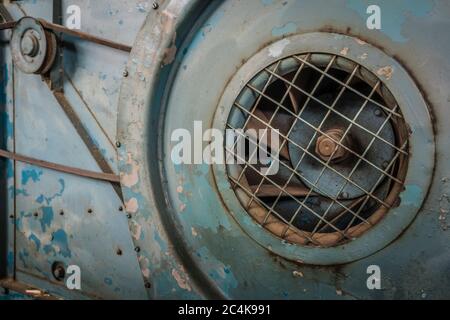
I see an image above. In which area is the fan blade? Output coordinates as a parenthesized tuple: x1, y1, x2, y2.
(247, 109, 291, 160)
(250, 184, 312, 197)
(287, 84, 300, 114)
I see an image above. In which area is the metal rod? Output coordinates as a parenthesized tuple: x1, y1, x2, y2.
(0, 21, 15, 30)
(0, 149, 120, 183)
(39, 20, 132, 53)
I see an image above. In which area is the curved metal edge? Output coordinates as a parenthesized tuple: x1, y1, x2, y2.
(116, 0, 224, 299)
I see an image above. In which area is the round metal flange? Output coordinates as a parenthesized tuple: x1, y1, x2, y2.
(212, 33, 434, 264)
(11, 17, 57, 74)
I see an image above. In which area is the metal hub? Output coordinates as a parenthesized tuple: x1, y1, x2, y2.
(315, 128, 350, 163)
(224, 52, 410, 248)
(11, 17, 57, 74)
(21, 29, 40, 57)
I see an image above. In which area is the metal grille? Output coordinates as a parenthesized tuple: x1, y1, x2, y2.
(225, 53, 409, 248)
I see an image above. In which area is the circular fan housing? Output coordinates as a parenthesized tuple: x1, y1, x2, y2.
(209, 32, 434, 265)
(224, 53, 409, 248)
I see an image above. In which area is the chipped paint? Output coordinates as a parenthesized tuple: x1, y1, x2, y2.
(125, 197, 139, 214)
(172, 268, 192, 292)
(377, 65, 394, 80)
(121, 153, 140, 188)
(268, 39, 290, 58)
(340, 47, 349, 56)
(272, 22, 297, 37)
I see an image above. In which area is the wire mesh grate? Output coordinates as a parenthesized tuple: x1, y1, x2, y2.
(225, 53, 409, 247)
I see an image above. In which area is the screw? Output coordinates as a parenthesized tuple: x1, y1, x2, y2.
(52, 262, 66, 282)
(127, 214, 132, 219)
(340, 192, 349, 199)
(135, 247, 141, 253)
(119, 206, 124, 212)
(116, 141, 121, 148)
(152, 2, 159, 10)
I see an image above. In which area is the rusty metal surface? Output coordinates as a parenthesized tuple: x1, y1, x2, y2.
(1, 0, 450, 300)
(0, 148, 120, 183)
(40, 20, 132, 53)
(117, 0, 449, 300)
(1, 0, 151, 300)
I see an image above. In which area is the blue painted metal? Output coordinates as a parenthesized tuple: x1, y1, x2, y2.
(1, 0, 450, 300)
(1, 0, 152, 299)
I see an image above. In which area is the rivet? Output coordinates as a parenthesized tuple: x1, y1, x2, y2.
(119, 206, 124, 212)
(340, 192, 349, 199)
(116, 141, 121, 148)
(123, 69, 128, 77)
(127, 214, 132, 219)
(152, 2, 159, 10)
(135, 247, 141, 253)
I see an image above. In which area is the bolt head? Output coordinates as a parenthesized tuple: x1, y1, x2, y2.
(20, 30, 40, 57)
(316, 129, 349, 162)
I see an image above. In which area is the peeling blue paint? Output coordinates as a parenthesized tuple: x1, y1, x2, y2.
(272, 22, 297, 37)
(21, 167, 43, 186)
(29, 234, 41, 251)
(0, 112, 13, 140)
(40, 207, 54, 232)
(35, 179, 65, 205)
(52, 229, 72, 258)
(401, 185, 423, 207)
(0, 64, 8, 105)
(346, 0, 433, 42)
(104, 277, 113, 286)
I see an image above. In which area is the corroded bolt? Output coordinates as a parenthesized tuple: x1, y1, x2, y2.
(52, 264, 66, 281)
(21, 30, 40, 57)
(374, 109, 383, 117)
(315, 129, 351, 162)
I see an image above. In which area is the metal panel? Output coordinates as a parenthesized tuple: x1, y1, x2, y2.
(1, 0, 153, 299)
